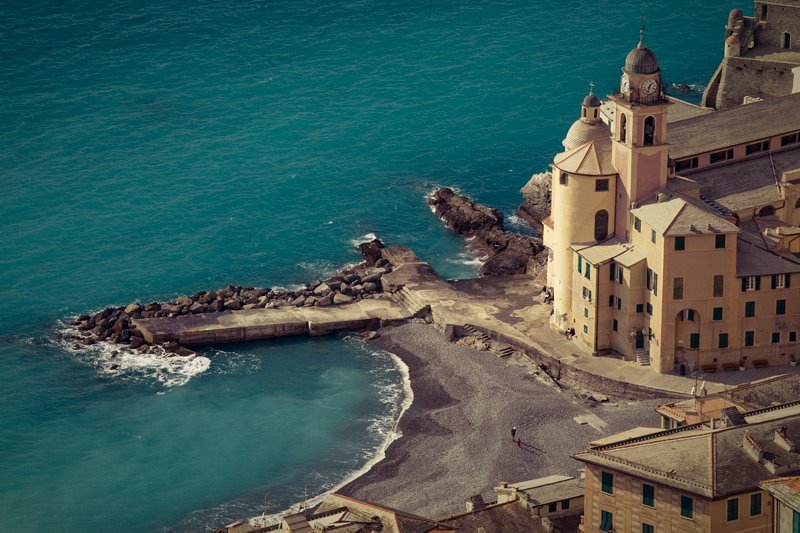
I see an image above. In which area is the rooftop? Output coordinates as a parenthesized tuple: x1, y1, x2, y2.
(496, 475, 584, 507)
(669, 92, 800, 160)
(735, 231, 800, 276)
(575, 402, 800, 499)
(553, 139, 615, 176)
(760, 476, 800, 512)
(439, 501, 580, 533)
(630, 193, 739, 236)
(682, 147, 800, 213)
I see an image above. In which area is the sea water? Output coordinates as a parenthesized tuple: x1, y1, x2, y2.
(0, 0, 739, 530)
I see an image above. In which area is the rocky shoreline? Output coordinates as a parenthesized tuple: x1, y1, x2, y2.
(62, 240, 392, 358)
(427, 187, 547, 277)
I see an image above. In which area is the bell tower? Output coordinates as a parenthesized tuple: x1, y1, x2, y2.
(608, 29, 671, 239)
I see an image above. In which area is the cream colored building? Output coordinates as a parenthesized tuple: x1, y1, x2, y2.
(541, 30, 800, 374)
(574, 402, 800, 533)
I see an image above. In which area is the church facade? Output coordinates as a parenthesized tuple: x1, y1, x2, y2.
(541, 30, 800, 374)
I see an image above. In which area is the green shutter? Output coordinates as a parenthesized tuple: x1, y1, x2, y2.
(787, 274, 792, 288)
(756, 276, 761, 290)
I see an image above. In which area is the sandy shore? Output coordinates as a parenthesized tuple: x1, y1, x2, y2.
(339, 322, 678, 518)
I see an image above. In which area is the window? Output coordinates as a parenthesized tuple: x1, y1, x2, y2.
(583, 324, 588, 334)
(750, 493, 762, 516)
(613, 319, 618, 331)
(760, 205, 776, 217)
(634, 216, 641, 232)
(618, 267, 623, 284)
(743, 275, 760, 291)
(562, 499, 570, 510)
(773, 274, 790, 289)
(745, 330, 755, 347)
(675, 157, 699, 172)
(719, 333, 729, 348)
(584, 261, 591, 279)
(601, 472, 614, 494)
(673, 277, 684, 300)
(646, 302, 653, 314)
(578, 255, 582, 273)
(609, 295, 615, 307)
(642, 483, 654, 507)
(642, 524, 654, 533)
(782, 132, 800, 147)
(714, 275, 724, 297)
(685, 309, 695, 321)
(651, 229, 656, 243)
(610, 263, 616, 281)
(636, 303, 644, 313)
(727, 497, 739, 521)
(745, 140, 770, 155)
(791, 331, 797, 343)
(710, 148, 734, 164)
(596, 179, 609, 192)
(595, 210, 609, 241)
(761, 3, 768, 19)
(644, 116, 655, 145)
(690, 333, 700, 349)
(583, 288, 592, 301)
(675, 236, 685, 250)
(715, 234, 726, 249)
(620, 114, 627, 143)
(772, 332, 780, 344)
(616, 297, 622, 310)
(713, 307, 723, 321)
(680, 495, 693, 519)
(783, 32, 792, 50)
(548, 502, 557, 513)
(778, 299, 787, 315)
(584, 307, 589, 318)
(560, 172, 569, 185)
(745, 301, 755, 317)
(600, 510, 613, 532)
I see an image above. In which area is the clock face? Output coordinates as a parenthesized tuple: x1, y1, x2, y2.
(621, 75, 630, 93)
(641, 78, 658, 95)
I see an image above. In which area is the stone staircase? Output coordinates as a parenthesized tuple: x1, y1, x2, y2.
(393, 286, 430, 317)
(636, 350, 650, 366)
(463, 324, 514, 357)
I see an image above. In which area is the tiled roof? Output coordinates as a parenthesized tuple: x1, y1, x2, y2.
(669, 92, 800, 160)
(631, 194, 739, 236)
(315, 494, 449, 533)
(761, 476, 800, 512)
(572, 239, 646, 268)
(575, 403, 800, 499)
(553, 140, 616, 176)
(735, 232, 800, 276)
(730, 373, 800, 410)
(439, 501, 579, 533)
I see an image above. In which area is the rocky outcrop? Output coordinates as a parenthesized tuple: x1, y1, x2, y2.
(428, 188, 546, 277)
(64, 240, 393, 356)
(518, 171, 551, 232)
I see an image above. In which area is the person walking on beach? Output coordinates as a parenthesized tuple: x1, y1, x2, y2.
(516, 437, 522, 448)
(511, 426, 516, 441)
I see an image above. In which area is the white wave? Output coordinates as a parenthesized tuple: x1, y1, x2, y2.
(249, 344, 413, 529)
(54, 322, 211, 388)
(349, 232, 378, 247)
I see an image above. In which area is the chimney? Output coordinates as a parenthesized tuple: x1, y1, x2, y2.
(743, 431, 764, 462)
(775, 427, 797, 452)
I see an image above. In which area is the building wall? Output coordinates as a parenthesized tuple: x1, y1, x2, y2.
(715, 57, 796, 109)
(775, 498, 799, 532)
(581, 464, 772, 533)
(753, 2, 800, 50)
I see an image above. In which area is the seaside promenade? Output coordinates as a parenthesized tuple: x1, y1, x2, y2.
(134, 247, 797, 398)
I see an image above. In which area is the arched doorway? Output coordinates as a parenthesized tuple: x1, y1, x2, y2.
(594, 210, 609, 241)
(675, 309, 701, 371)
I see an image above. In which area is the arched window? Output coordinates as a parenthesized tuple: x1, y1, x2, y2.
(620, 114, 627, 143)
(759, 205, 776, 217)
(594, 109, 598, 118)
(594, 210, 609, 241)
(583, 108, 587, 118)
(783, 32, 792, 49)
(644, 116, 655, 146)
(794, 197, 800, 209)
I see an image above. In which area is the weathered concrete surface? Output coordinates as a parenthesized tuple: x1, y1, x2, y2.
(133, 297, 411, 345)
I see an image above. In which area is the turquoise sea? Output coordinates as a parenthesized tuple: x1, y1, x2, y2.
(1, 1, 739, 530)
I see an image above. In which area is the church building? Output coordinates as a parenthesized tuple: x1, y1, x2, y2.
(541, 29, 800, 374)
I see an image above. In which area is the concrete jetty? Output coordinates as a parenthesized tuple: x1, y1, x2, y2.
(134, 298, 413, 345)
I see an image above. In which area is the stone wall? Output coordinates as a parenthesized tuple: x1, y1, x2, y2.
(715, 57, 796, 108)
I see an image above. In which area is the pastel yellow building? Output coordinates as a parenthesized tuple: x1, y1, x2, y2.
(542, 29, 800, 374)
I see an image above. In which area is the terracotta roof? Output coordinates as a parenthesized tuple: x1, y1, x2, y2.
(760, 476, 800, 511)
(669, 92, 800, 159)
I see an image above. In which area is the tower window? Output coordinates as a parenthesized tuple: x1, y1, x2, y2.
(594, 210, 609, 241)
(620, 114, 627, 143)
(595, 179, 609, 191)
(643, 116, 655, 146)
(783, 32, 791, 50)
(559, 172, 569, 186)
(761, 4, 767, 19)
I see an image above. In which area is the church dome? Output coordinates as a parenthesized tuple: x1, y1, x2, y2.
(583, 93, 601, 107)
(624, 30, 659, 74)
(562, 119, 611, 151)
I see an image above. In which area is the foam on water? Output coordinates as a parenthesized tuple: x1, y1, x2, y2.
(55, 322, 211, 388)
(350, 232, 379, 247)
